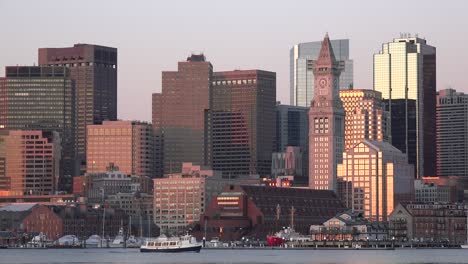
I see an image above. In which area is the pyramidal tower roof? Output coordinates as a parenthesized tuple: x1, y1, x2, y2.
(315, 33, 337, 67)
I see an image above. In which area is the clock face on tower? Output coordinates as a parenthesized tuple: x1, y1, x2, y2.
(319, 78, 327, 88)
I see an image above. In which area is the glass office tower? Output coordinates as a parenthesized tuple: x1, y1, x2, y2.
(290, 39, 353, 107)
(374, 36, 436, 178)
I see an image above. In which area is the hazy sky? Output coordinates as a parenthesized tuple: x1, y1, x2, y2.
(1, 0, 467, 121)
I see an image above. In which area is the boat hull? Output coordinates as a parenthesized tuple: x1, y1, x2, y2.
(140, 245, 202, 253)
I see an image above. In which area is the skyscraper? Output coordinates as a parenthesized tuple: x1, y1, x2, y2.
(0, 66, 75, 191)
(290, 39, 353, 107)
(374, 36, 436, 178)
(339, 89, 388, 150)
(436, 89, 468, 177)
(309, 34, 345, 190)
(86, 121, 154, 177)
(206, 70, 276, 177)
(153, 54, 212, 174)
(38, 44, 118, 175)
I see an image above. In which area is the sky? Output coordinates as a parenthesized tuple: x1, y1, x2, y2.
(1, 0, 467, 122)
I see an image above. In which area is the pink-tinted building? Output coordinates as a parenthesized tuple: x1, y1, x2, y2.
(0, 130, 60, 196)
(86, 121, 154, 177)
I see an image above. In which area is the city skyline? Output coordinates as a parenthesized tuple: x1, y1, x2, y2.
(1, 0, 467, 122)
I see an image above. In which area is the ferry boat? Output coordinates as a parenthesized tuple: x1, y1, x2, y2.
(140, 234, 202, 253)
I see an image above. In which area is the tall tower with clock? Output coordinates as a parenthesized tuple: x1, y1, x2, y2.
(309, 33, 345, 190)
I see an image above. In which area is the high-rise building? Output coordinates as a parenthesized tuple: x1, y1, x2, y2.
(339, 89, 388, 150)
(0, 66, 75, 191)
(308, 34, 345, 190)
(275, 103, 309, 152)
(290, 39, 353, 107)
(0, 130, 61, 196)
(337, 140, 414, 221)
(436, 89, 468, 177)
(206, 70, 276, 177)
(152, 54, 212, 174)
(86, 121, 155, 177)
(271, 146, 304, 184)
(374, 36, 436, 178)
(38, 44, 118, 174)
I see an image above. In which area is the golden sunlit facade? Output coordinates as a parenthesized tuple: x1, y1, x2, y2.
(337, 140, 414, 221)
(339, 89, 388, 150)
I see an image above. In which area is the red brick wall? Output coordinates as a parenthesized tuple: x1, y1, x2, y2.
(22, 205, 63, 240)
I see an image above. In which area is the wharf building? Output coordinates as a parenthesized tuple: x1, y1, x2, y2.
(308, 34, 345, 190)
(337, 140, 414, 221)
(290, 39, 353, 107)
(205, 70, 276, 178)
(436, 89, 468, 177)
(152, 54, 212, 175)
(374, 36, 437, 178)
(0, 66, 75, 191)
(38, 44, 118, 176)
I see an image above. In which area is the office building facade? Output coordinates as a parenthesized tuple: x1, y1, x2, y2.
(0, 66, 75, 191)
(38, 44, 118, 174)
(374, 36, 436, 177)
(339, 89, 388, 150)
(436, 89, 468, 177)
(86, 121, 154, 177)
(206, 70, 276, 177)
(290, 39, 353, 107)
(308, 34, 345, 190)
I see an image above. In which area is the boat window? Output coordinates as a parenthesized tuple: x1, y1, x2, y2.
(156, 242, 161, 247)
(149, 242, 154, 246)
(170, 242, 176, 246)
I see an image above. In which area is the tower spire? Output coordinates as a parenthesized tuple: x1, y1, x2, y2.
(316, 33, 337, 67)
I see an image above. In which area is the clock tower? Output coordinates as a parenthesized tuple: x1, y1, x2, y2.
(309, 33, 345, 190)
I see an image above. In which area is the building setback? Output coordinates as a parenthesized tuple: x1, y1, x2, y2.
(0, 66, 75, 191)
(436, 89, 468, 177)
(374, 36, 436, 178)
(309, 34, 345, 190)
(38, 44, 118, 175)
(206, 70, 276, 177)
(0, 131, 60, 196)
(86, 121, 155, 178)
(290, 39, 353, 107)
(153, 54, 212, 174)
(339, 89, 388, 150)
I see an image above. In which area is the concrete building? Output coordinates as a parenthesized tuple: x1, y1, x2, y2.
(0, 66, 76, 191)
(153, 54, 212, 175)
(337, 140, 414, 221)
(290, 39, 353, 107)
(374, 36, 437, 178)
(206, 70, 276, 177)
(38, 44, 118, 175)
(271, 146, 304, 185)
(309, 34, 345, 190)
(198, 185, 346, 241)
(436, 89, 468, 177)
(339, 89, 388, 150)
(0, 131, 61, 196)
(414, 179, 451, 204)
(86, 121, 155, 177)
(389, 203, 467, 244)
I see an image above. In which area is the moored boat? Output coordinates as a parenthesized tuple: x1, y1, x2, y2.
(140, 234, 201, 253)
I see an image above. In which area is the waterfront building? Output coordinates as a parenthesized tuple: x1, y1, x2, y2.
(337, 140, 414, 221)
(0, 203, 38, 232)
(38, 44, 118, 175)
(414, 179, 452, 203)
(290, 39, 353, 107)
(0, 66, 75, 190)
(389, 203, 467, 244)
(374, 36, 437, 178)
(0, 130, 61, 196)
(198, 185, 346, 241)
(206, 70, 276, 177)
(339, 89, 388, 150)
(436, 89, 468, 177)
(308, 34, 345, 190)
(86, 121, 155, 177)
(152, 54, 212, 175)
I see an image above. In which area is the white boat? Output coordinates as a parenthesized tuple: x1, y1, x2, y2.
(126, 235, 141, 248)
(140, 234, 202, 253)
(57, 235, 80, 247)
(110, 228, 125, 248)
(461, 210, 468, 249)
(85, 235, 103, 248)
(28, 233, 53, 248)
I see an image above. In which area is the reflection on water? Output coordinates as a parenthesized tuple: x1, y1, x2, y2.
(1, 248, 468, 264)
